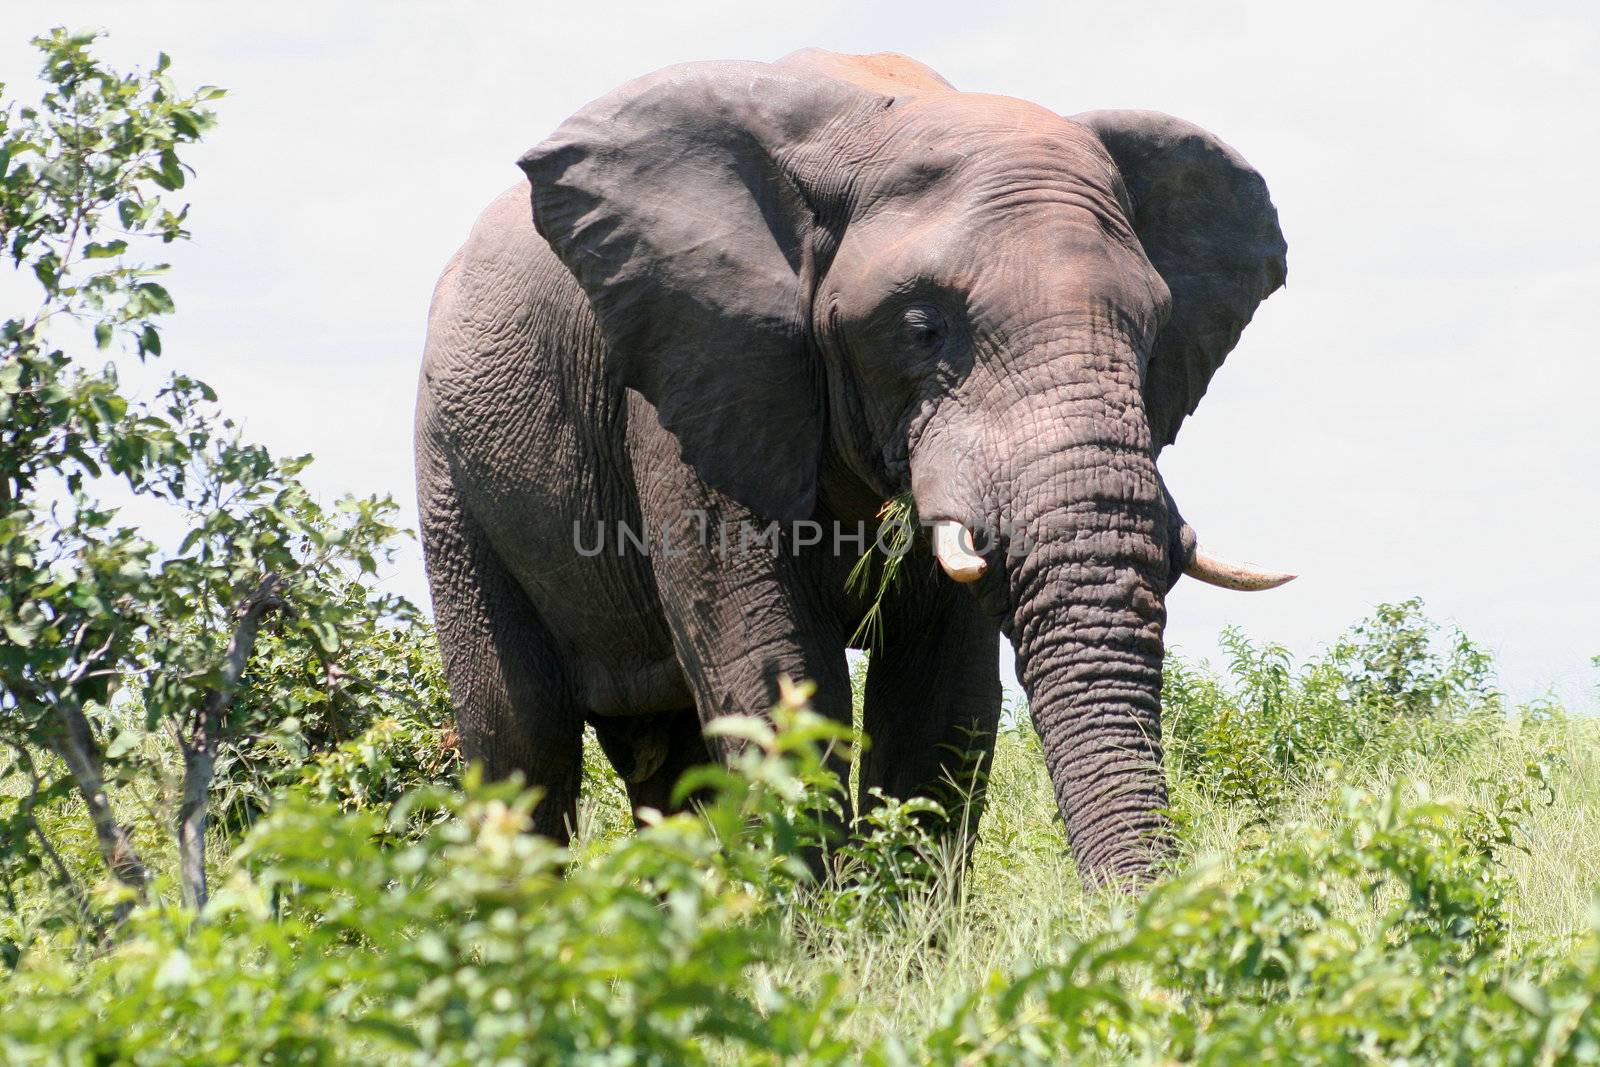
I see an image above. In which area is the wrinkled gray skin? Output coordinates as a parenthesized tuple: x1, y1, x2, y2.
(416, 49, 1285, 883)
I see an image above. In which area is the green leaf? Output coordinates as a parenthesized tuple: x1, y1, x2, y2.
(153, 148, 185, 191)
(4, 614, 42, 648)
(309, 618, 340, 655)
(135, 281, 175, 314)
(153, 949, 194, 990)
(104, 730, 142, 760)
(83, 240, 128, 259)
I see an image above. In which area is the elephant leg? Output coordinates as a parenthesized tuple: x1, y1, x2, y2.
(591, 706, 715, 819)
(632, 456, 855, 736)
(420, 485, 584, 842)
(631, 467, 855, 861)
(859, 572, 1003, 848)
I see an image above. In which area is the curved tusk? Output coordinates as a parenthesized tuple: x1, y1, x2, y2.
(1184, 548, 1297, 591)
(931, 520, 987, 583)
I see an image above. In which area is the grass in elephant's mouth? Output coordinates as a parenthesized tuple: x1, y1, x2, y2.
(845, 491, 918, 650)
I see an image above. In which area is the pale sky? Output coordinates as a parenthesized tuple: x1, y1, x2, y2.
(5, 1, 1598, 708)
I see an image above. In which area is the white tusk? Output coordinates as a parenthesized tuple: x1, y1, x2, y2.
(931, 520, 988, 583)
(1184, 548, 1296, 591)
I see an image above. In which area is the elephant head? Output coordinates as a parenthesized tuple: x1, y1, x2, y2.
(519, 50, 1290, 881)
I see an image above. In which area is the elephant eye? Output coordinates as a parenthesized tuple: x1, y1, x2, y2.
(900, 303, 947, 352)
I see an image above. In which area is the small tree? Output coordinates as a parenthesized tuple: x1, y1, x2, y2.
(1, 29, 410, 917)
(1329, 598, 1500, 718)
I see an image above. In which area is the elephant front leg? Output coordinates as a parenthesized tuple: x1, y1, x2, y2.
(630, 455, 855, 795)
(642, 498, 858, 875)
(642, 499, 855, 737)
(859, 566, 1003, 849)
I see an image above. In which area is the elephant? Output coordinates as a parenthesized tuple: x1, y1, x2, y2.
(415, 47, 1292, 883)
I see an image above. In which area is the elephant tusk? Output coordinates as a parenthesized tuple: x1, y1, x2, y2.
(1184, 547, 1296, 591)
(931, 520, 987, 583)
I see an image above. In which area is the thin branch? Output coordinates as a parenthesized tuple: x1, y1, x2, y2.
(12, 675, 151, 906)
(63, 628, 117, 687)
(47, 699, 151, 905)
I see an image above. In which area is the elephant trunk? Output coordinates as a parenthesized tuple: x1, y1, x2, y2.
(1007, 465, 1173, 883)
(912, 352, 1175, 883)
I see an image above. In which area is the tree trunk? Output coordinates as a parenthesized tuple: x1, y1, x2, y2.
(176, 741, 215, 910)
(176, 571, 285, 911)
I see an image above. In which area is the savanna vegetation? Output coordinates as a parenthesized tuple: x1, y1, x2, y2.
(3, 30, 1598, 1065)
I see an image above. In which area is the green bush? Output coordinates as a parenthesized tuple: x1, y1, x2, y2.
(0, 712, 855, 1066)
(1, 28, 414, 919)
(915, 775, 1592, 1066)
(213, 618, 459, 831)
(1163, 600, 1508, 815)
(4, 697, 1597, 1066)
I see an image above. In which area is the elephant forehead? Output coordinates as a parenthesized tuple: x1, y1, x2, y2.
(859, 94, 1122, 205)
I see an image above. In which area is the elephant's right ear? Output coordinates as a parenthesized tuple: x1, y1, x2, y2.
(519, 62, 886, 522)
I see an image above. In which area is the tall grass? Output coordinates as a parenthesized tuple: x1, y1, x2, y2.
(2, 602, 1597, 1064)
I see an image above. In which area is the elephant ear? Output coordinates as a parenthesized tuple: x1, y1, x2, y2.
(1073, 110, 1287, 453)
(519, 62, 886, 521)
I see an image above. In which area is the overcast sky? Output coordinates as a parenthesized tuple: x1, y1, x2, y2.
(5, 1, 1597, 707)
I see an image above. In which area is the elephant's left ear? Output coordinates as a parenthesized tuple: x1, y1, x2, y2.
(1073, 110, 1287, 453)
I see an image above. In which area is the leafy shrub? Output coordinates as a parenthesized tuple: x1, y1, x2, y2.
(910, 771, 1585, 1066)
(0, 28, 413, 917)
(0, 711, 855, 1066)
(1164, 600, 1507, 814)
(213, 618, 459, 830)
(821, 788, 951, 930)
(2, 665, 1598, 1064)
(1333, 597, 1500, 717)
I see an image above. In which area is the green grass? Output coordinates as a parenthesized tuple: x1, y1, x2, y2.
(731, 714, 1600, 1053)
(3, 604, 1599, 1064)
